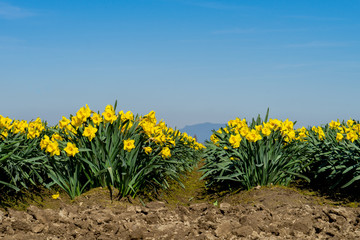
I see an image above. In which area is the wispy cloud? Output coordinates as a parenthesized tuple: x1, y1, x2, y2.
(0, 2, 35, 19)
(212, 28, 308, 35)
(284, 15, 344, 21)
(285, 41, 354, 48)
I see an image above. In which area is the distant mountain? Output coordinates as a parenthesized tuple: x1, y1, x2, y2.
(180, 122, 225, 143)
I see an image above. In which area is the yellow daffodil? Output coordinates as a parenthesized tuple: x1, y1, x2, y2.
(59, 116, 71, 129)
(210, 134, 219, 144)
(144, 110, 157, 124)
(255, 125, 262, 132)
(123, 139, 135, 152)
(347, 119, 355, 127)
(46, 140, 60, 157)
(71, 116, 83, 129)
(161, 147, 171, 159)
(120, 110, 134, 122)
(26, 128, 37, 139)
(65, 124, 77, 135)
(1, 130, 8, 139)
(102, 108, 117, 124)
(76, 104, 92, 123)
(229, 134, 241, 148)
(83, 125, 98, 141)
(240, 126, 250, 137)
(40, 135, 51, 150)
(51, 133, 63, 141)
(284, 130, 296, 143)
(336, 133, 344, 142)
(52, 192, 60, 200)
(329, 120, 340, 129)
(64, 142, 79, 157)
(91, 113, 103, 125)
(261, 127, 272, 137)
(317, 127, 325, 140)
(144, 146, 152, 155)
(246, 129, 262, 142)
(346, 131, 358, 142)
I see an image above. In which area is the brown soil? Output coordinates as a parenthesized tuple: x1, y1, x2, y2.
(2, 167, 360, 239)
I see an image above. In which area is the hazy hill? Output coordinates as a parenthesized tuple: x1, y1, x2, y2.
(180, 122, 225, 143)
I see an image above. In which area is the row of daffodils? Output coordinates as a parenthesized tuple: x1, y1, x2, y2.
(201, 110, 360, 192)
(1, 106, 360, 199)
(0, 102, 204, 199)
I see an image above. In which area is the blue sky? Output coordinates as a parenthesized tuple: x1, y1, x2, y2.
(1, 0, 359, 129)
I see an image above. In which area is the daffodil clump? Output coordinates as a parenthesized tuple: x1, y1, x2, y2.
(35, 102, 204, 199)
(139, 110, 204, 161)
(306, 119, 360, 190)
(330, 119, 360, 142)
(209, 117, 308, 149)
(309, 119, 360, 143)
(42, 104, 204, 161)
(0, 115, 50, 193)
(203, 113, 360, 192)
(0, 102, 203, 199)
(0, 115, 46, 140)
(201, 110, 310, 190)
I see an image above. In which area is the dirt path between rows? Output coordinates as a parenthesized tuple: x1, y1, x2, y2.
(1, 165, 360, 239)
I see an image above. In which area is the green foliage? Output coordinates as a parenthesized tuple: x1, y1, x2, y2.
(306, 123, 360, 190)
(0, 124, 50, 193)
(201, 111, 310, 190)
(46, 102, 203, 199)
